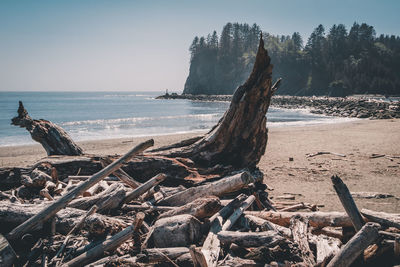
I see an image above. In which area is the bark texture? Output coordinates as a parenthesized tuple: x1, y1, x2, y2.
(157, 36, 278, 169)
(11, 101, 83, 156)
(0, 202, 127, 236)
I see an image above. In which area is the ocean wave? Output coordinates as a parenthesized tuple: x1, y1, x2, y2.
(61, 113, 222, 126)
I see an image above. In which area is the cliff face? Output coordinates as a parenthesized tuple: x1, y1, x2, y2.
(183, 23, 260, 95)
(183, 55, 254, 95)
(183, 22, 400, 96)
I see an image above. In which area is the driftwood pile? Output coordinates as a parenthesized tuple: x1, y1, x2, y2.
(1, 151, 400, 267)
(1, 36, 400, 267)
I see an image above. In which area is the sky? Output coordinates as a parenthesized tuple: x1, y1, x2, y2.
(1, 0, 399, 92)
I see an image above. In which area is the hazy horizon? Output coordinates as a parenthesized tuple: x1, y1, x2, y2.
(1, 0, 399, 92)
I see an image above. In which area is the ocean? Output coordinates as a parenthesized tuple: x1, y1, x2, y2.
(0, 91, 356, 147)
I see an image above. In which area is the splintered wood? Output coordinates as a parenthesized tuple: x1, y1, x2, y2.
(2, 152, 400, 267)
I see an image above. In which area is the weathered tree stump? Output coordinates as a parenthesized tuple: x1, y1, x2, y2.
(11, 101, 83, 156)
(156, 36, 280, 170)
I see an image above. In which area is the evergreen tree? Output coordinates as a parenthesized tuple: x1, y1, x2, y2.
(184, 22, 400, 96)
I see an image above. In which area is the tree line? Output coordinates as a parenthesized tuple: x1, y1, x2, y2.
(183, 22, 400, 96)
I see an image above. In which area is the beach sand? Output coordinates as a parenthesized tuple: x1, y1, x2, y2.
(1, 119, 399, 213)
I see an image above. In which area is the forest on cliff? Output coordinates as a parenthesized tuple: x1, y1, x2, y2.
(183, 22, 400, 96)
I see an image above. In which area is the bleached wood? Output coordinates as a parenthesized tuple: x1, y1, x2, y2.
(62, 222, 136, 267)
(245, 211, 353, 228)
(327, 222, 380, 267)
(69, 183, 128, 211)
(159, 172, 254, 206)
(52, 205, 98, 262)
(158, 197, 221, 220)
(100, 158, 141, 189)
(6, 139, 153, 241)
(122, 173, 166, 204)
(221, 195, 255, 231)
(152, 214, 202, 248)
(200, 194, 247, 267)
(137, 247, 190, 264)
(0, 202, 126, 235)
(361, 209, 400, 229)
(290, 216, 315, 266)
(331, 175, 365, 231)
(308, 234, 341, 264)
(242, 214, 292, 237)
(217, 230, 284, 247)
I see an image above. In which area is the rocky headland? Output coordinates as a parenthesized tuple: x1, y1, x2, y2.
(157, 94, 400, 120)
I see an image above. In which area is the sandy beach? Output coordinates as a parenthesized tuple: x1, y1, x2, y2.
(1, 119, 399, 213)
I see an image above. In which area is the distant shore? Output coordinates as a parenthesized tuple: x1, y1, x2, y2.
(157, 93, 400, 120)
(1, 119, 399, 213)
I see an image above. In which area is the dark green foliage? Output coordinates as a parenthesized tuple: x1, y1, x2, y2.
(184, 22, 400, 96)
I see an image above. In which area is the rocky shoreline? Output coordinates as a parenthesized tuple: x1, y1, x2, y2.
(156, 94, 400, 119)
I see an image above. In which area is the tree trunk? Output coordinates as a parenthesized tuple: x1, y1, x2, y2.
(11, 101, 83, 156)
(156, 36, 280, 169)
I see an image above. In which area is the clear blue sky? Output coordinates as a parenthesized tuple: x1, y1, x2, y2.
(1, 0, 399, 92)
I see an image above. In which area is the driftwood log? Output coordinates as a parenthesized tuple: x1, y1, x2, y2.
(217, 231, 284, 247)
(62, 212, 144, 267)
(327, 222, 381, 267)
(11, 101, 83, 156)
(308, 233, 341, 264)
(361, 209, 400, 229)
(0, 234, 16, 267)
(137, 247, 190, 264)
(6, 139, 153, 241)
(331, 175, 365, 231)
(158, 197, 221, 220)
(245, 211, 353, 228)
(68, 183, 127, 212)
(0, 202, 127, 236)
(158, 172, 256, 206)
(242, 214, 292, 238)
(52, 205, 98, 262)
(290, 216, 315, 266)
(151, 214, 203, 248)
(200, 194, 247, 267)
